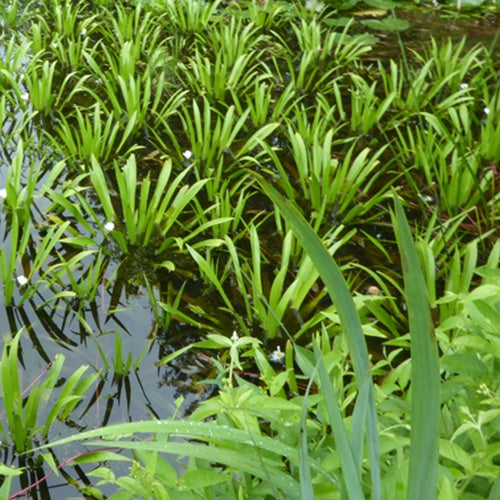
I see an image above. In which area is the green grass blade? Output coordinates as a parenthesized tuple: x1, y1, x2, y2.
(257, 176, 380, 498)
(312, 341, 364, 499)
(299, 357, 318, 500)
(89, 440, 301, 499)
(488, 473, 500, 500)
(32, 420, 302, 497)
(393, 194, 440, 500)
(1, 331, 25, 451)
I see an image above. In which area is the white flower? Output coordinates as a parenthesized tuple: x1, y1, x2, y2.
(81, 28, 87, 36)
(366, 285, 381, 296)
(484, 107, 490, 115)
(0, 188, 7, 199)
(20, 92, 29, 101)
(104, 221, 115, 231)
(231, 331, 239, 343)
(305, 0, 325, 12)
(418, 193, 434, 203)
(459, 83, 469, 90)
(182, 150, 193, 160)
(270, 346, 285, 363)
(17, 275, 28, 286)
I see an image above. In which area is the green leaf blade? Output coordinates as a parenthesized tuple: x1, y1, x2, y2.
(393, 194, 440, 500)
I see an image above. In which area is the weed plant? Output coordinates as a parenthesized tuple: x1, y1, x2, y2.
(0, 0, 499, 498)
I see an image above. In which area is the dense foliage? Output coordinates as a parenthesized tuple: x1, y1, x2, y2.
(0, 0, 499, 498)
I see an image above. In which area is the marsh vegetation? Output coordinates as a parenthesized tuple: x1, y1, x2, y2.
(0, 0, 499, 498)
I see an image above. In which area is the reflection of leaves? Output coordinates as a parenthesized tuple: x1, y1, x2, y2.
(361, 17, 410, 31)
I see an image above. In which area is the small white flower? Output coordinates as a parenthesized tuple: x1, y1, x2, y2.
(20, 92, 29, 101)
(231, 331, 239, 343)
(51, 42, 58, 49)
(104, 221, 115, 231)
(182, 150, 193, 160)
(366, 285, 381, 296)
(418, 193, 434, 203)
(459, 83, 469, 90)
(305, 0, 325, 12)
(81, 28, 87, 36)
(0, 188, 7, 199)
(484, 107, 490, 115)
(17, 275, 28, 286)
(270, 345, 285, 363)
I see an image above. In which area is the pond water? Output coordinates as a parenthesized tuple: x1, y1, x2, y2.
(1, 4, 499, 497)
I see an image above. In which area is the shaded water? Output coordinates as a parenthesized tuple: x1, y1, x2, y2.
(400, 8, 499, 49)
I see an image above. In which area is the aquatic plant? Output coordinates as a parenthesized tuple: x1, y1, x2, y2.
(0, 330, 98, 454)
(26, 192, 483, 499)
(0, 0, 498, 497)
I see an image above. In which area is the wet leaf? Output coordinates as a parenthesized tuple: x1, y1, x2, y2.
(360, 17, 410, 31)
(179, 469, 229, 489)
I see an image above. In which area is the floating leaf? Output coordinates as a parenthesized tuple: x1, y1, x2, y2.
(364, 0, 401, 8)
(459, 0, 487, 8)
(361, 17, 410, 31)
(353, 8, 389, 18)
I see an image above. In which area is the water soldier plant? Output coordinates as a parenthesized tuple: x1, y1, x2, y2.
(1, 0, 499, 497)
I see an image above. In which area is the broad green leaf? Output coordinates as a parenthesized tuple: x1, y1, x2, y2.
(91, 440, 300, 499)
(73, 451, 132, 465)
(179, 469, 229, 489)
(460, 0, 486, 7)
(439, 440, 472, 471)
(269, 370, 291, 397)
(361, 17, 410, 31)
(0, 464, 23, 476)
(441, 353, 488, 378)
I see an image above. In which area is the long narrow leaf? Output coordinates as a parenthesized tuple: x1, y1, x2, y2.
(393, 194, 440, 500)
(313, 341, 364, 498)
(257, 176, 380, 498)
(89, 440, 301, 499)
